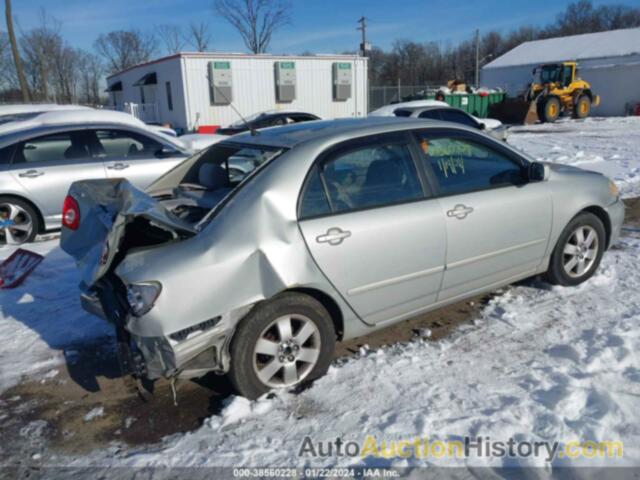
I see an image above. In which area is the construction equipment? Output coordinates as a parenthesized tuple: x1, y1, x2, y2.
(490, 61, 600, 125)
(527, 61, 600, 123)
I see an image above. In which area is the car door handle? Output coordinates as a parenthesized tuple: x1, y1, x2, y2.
(316, 227, 351, 246)
(446, 204, 474, 220)
(18, 169, 44, 178)
(107, 162, 129, 170)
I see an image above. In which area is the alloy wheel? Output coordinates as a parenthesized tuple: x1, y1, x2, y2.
(0, 202, 34, 245)
(252, 314, 321, 388)
(562, 225, 599, 278)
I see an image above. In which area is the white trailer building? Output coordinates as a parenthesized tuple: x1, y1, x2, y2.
(481, 28, 640, 116)
(106, 52, 369, 133)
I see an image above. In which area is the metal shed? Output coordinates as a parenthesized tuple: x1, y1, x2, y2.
(106, 52, 369, 133)
(481, 28, 640, 116)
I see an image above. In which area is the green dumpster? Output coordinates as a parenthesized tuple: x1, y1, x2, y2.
(400, 91, 506, 118)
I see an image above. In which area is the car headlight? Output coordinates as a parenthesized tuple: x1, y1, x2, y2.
(126, 282, 162, 317)
(609, 180, 619, 199)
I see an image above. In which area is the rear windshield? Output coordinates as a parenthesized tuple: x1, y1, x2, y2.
(148, 142, 284, 194)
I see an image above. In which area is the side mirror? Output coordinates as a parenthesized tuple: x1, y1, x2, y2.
(527, 162, 546, 182)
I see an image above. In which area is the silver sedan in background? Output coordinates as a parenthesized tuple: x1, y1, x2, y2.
(61, 117, 624, 400)
(0, 109, 190, 244)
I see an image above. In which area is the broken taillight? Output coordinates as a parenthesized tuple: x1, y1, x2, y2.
(62, 195, 80, 230)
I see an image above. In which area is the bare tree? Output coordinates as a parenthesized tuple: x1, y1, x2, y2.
(20, 9, 63, 102)
(214, 0, 291, 53)
(188, 21, 212, 51)
(156, 24, 186, 54)
(4, 0, 29, 101)
(94, 29, 156, 73)
(77, 50, 103, 104)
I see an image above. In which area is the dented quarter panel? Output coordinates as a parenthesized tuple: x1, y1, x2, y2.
(115, 140, 367, 341)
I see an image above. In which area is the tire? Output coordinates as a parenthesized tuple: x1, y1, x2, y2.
(539, 96, 561, 123)
(0, 196, 40, 245)
(545, 212, 606, 286)
(573, 95, 591, 119)
(228, 292, 336, 399)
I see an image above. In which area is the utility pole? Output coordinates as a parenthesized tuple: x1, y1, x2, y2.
(357, 16, 368, 56)
(474, 28, 480, 87)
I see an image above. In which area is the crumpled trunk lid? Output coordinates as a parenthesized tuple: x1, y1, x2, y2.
(60, 178, 196, 288)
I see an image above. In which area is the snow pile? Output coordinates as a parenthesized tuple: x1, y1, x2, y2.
(70, 236, 640, 470)
(509, 116, 640, 198)
(0, 242, 112, 392)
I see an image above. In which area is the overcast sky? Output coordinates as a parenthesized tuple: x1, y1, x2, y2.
(12, 0, 634, 55)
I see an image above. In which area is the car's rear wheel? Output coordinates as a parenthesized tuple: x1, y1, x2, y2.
(545, 212, 605, 286)
(0, 197, 39, 245)
(228, 292, 336, 399)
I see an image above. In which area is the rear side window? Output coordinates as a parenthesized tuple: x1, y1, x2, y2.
(439, 110, 478, 128)
(12, 132, 91, 164)
(299, 137, 424, 218)
(393, 109, 413, 118)
(299, 168, 331, 218)
(415, 133, 524, 196)
(417, 110, 443, 121)
(93, 130, 164, 159)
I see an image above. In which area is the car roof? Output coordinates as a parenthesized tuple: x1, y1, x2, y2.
(0, 109, 150, 137)
(369, 100, 449, 117)
(0, 104, 92, 116)
(0, 109, 186, 150)
(398, 105, 468, 115)
(224, 116, 460, 148)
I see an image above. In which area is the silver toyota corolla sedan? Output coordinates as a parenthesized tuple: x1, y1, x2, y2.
(61, 117, 624, 400)
(0, 110, 190, 245)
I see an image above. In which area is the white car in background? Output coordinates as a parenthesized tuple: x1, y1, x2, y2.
(369, 100, 508, 141)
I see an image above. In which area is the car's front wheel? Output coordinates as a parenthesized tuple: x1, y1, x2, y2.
(545, 212, 606, 286)
(228, 292, 336, 399)
(0, 197, 39, 245)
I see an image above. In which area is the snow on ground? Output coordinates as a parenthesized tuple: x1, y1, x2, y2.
(0, 117, 639, 470)
(508, 116, 640, 198)
(67, 235, 638, 470)
(0, 240, 111, 392)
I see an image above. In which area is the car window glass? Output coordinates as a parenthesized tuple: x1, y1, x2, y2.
(299, 168, 332, 218)
(0, 144, 15, 164)
(394, 109, 413, 118)
(14, 132, 90, 164)
(416, 134, 524, 196)
(417, 110, 442, 120)
(320, 141, 423, 213)
(93, 130, 164, 159)
(439, 110, 477, 128)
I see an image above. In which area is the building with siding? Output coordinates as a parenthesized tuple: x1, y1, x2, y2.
(106, 52, 368, 133)
(481, 28, 640, 116)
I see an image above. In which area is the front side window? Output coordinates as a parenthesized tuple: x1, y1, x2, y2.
(300, 138, 423, 217)
(415, 133, 524, 196)
(92, 130, 164, 159)
(13, 131, 91, 164)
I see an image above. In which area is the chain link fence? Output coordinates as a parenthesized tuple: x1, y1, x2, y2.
(369, 84, 446, 112)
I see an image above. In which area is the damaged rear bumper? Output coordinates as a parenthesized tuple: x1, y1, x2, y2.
(81, 278, 234, 381)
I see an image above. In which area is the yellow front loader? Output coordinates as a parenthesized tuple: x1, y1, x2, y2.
(523, 61, 600, 124)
